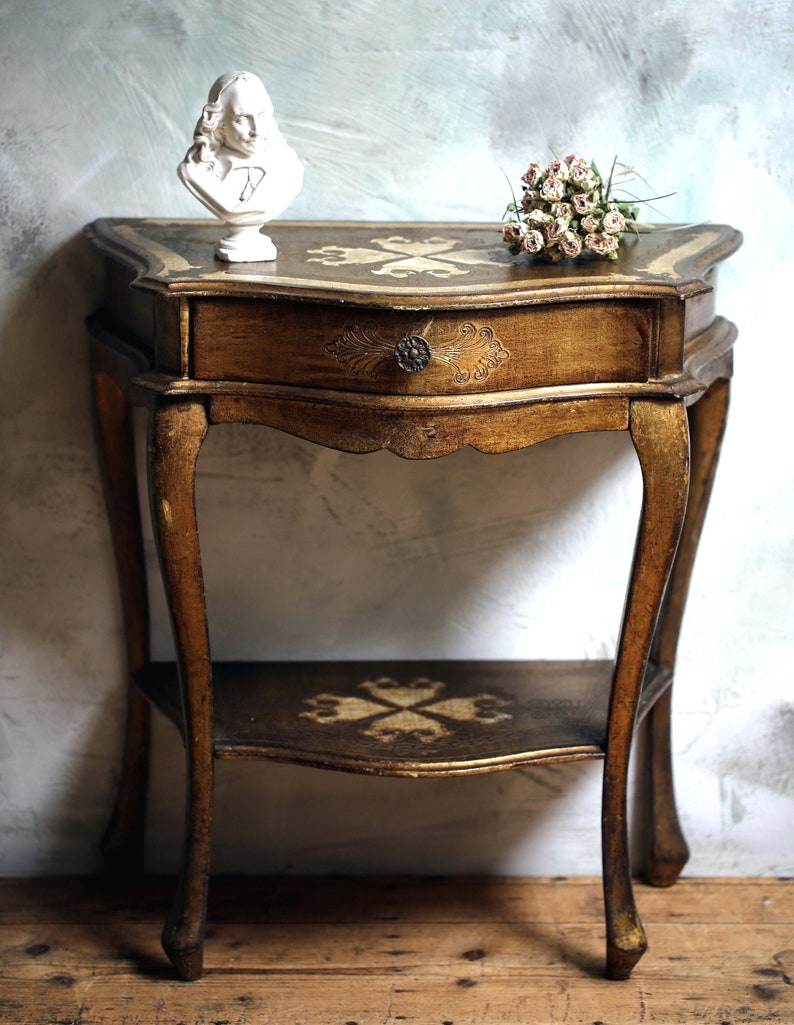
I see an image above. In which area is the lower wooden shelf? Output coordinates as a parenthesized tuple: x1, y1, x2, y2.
(134, 660, 671, 777)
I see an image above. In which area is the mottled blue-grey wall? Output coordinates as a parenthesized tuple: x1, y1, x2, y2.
(1, 0, 792, 875)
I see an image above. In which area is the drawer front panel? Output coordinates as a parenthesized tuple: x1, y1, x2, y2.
(192, 298, 653, 393)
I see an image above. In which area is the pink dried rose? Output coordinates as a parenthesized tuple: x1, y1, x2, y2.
(602, 208, 627, 234)
(566, 155, 595, 185)
(547, 159, 570, 182)
(502, 220, 525, 245)
(521, 189, 540, 212)
(527, 208, 552, 229)
(521, 229, 545, 254)
(540, 175, 565, 202)
(551, 201, 575, 221)
(546, 216, 568, 243)
(580, 213, 601, 233)
(585, 232, 619, 256)
(571, 191, 596, 214)
(559, 231, 583, 259)
(570, 165, 594, 186)
(521, 162, 545, 188)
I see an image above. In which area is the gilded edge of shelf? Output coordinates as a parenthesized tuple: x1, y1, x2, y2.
(129, 372, 702, 405)
(211, 741, 606, 776)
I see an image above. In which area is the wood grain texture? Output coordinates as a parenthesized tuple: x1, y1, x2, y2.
(0, 877, 790, 1025)
(190, 297, 653, 394)
(602, 399, 690, 979)
(645, 377, 732, 889)
(147, 399, 212, 981)
(206, 391, 631, 458)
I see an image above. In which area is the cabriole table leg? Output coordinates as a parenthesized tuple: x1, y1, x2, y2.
(147, 397, 213, 982)
(90, 360, 151, 874)
(602, 398, 690, 979)
(645, 377, 731, 886)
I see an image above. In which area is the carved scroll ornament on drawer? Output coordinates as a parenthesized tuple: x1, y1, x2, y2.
(325, 322, 510, 385)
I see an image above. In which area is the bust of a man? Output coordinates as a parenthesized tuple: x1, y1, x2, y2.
(178, 71, 303, 261)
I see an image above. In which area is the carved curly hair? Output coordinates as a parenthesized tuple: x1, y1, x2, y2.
(182, 72, 273, 172)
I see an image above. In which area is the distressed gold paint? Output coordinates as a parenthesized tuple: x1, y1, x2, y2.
(113, 224, 198, 274)
(637, 230, 723, 277)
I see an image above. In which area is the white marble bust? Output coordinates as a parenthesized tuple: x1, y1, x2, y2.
(178, 71, 303, 262)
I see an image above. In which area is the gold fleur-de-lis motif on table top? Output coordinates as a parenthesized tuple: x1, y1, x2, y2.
(307, 236, 509, 279)
(300, 677, 514, 744)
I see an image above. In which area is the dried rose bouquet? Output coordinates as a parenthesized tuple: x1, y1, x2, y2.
(502, 155, 642, 262)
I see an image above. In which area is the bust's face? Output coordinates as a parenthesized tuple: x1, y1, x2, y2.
(219, 78, 276, 160)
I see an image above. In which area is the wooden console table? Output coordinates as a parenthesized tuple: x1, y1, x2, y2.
(86, 218, 741, 982)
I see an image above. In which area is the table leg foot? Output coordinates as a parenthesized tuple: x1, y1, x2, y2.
(162, 924, 204, 982)
(606, 914, 649, 980)
(603, 769, 650, 980)
(603, 779, 650, 980)
(161, 763, 212, 982)
(160, 763, 213, 982)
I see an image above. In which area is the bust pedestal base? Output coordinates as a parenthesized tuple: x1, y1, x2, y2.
(215, 224, 277, 262)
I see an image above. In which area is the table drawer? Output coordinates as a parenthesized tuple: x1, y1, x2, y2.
(191, 298, 653, 393)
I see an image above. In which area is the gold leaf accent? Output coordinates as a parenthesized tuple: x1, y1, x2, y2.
(362, 710, 452, 743)
(360, 678, 445, 707)
(307, 236, 497, 278)
(300, 677, 515, 745)
(325, 323, 395, 377)
(433, 323, 511, 384)
(422, 695, 513, 724)
(300, 694, 388, 724)
(326, 322, 510, 385)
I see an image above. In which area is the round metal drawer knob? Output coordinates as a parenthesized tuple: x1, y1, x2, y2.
(394, 335, 431, 372)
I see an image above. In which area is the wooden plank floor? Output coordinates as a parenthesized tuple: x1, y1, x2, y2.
(0, 876, 791, 1024)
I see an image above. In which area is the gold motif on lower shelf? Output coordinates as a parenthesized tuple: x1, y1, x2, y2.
(300, 677, 514, 744)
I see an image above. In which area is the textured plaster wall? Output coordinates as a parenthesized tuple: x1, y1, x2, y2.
(0, 0, 792, 877)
